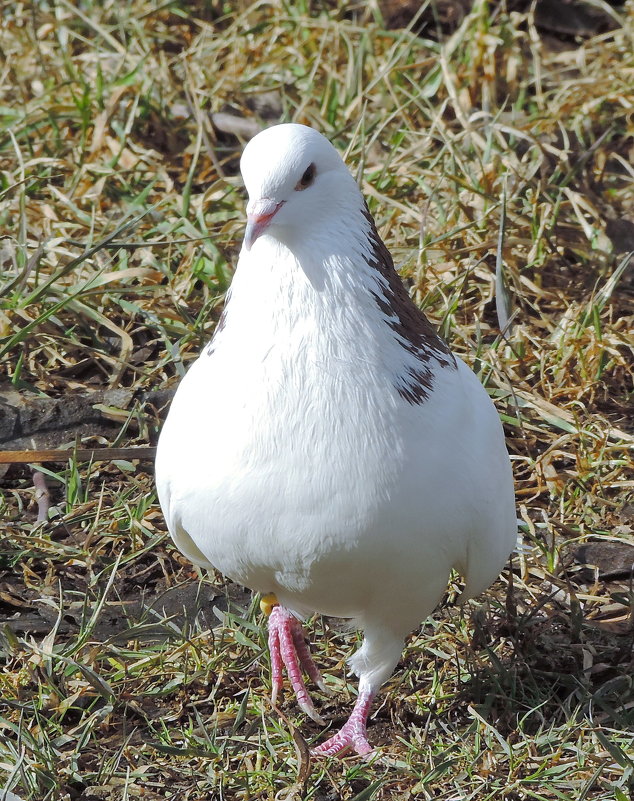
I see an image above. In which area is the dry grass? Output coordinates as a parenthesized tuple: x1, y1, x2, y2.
(1, 1, 634, 799)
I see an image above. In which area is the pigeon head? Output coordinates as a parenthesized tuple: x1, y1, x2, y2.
(240, 123, 359, 251)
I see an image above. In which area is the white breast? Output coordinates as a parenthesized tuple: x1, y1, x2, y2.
(156, 235, 515, 631)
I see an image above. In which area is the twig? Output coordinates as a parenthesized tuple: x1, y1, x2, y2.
(0, 447, 157, 464)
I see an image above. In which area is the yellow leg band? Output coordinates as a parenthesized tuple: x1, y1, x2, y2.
(260, 592, 279, 615)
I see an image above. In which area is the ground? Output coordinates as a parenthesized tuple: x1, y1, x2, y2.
(1, 1, 633, 799)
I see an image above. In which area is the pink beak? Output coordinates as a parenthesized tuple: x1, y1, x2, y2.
(244, 198, 284, 251)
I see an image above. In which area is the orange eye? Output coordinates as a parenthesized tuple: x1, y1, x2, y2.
(295, 163, 316, 191)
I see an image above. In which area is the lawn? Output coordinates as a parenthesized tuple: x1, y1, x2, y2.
(1, 1, 633, 799)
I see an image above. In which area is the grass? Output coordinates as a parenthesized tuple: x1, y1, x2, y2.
(1, 0, 634, 799)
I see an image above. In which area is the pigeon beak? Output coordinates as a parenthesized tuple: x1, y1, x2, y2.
(244, 198, 283, 251)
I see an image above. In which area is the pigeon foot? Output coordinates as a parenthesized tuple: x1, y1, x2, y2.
(312, 687, 375, 758)
(267, 603, 327, 725)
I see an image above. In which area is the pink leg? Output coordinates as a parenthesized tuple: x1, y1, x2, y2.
(290, 616, 327, 691)
(312, 686, 376, 757)
(268, 605, 326, 724)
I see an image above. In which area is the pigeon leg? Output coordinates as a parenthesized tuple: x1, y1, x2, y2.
(266, 601, 326, 724)
(312, 683, 376, 758)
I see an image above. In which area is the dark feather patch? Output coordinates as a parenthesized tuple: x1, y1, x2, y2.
(362, 206, 456, 404)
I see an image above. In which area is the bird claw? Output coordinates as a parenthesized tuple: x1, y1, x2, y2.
(298, 696, 325, 725)
(312, 686, 376, 758)
(312, 727, 374, 758)
(268, 605, 326, 724)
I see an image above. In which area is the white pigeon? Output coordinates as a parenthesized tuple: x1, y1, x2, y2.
(155, 123, 516, 757)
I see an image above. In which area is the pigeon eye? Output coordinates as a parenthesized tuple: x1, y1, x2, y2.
(295, 163, 316, 191)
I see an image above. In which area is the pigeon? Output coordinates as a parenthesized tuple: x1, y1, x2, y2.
(155, 123, 517, 757)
